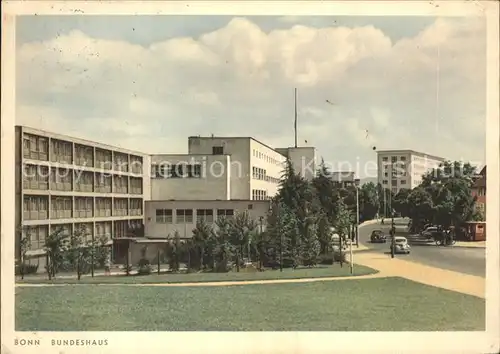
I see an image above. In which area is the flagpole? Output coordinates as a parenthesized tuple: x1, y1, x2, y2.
(294, 88, 298, 148)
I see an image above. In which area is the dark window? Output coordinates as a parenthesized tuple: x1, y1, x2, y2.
(391, 179, 397, 185)
(217, 209, 234, 217)
(384, 172, 388, 177)
(400, 156, 406, 161)
(382, 180, 388, 184)
(212, 146, 224, 155)
(187, 164, 202, 178)
(391, 156, 397, 162)
(382, 157, 388, 161)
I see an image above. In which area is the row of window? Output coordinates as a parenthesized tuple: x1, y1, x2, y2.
(252, 166, 280, 184)
(252, 148, 284, 166)
(252, 189, 269, 200)
(22, 219, 143, 250)
(381, 180, 407, 185)
(22, 165, 143, 194)
(155, 208, 234, 224)
(23, 195, 143, 220)
(382, 156, 407, 162)
(23, 133, 143, 173)
(152, 163, 202, 178)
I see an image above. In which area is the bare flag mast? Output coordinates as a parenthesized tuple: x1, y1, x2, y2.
(294, 88, 298, 148)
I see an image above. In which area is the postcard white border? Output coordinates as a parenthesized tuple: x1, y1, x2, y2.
(2, 1, 499, 353)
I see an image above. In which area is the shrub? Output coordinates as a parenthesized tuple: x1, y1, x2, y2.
(318, 254, 334, 265)
(137, 258, 151, 275)
(333, 250, 346, 263)
(15, 264, 39, 276)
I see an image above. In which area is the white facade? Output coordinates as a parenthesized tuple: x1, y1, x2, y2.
(150, 136, 316, 202)
(150, 154, 232, 200)
(15, 125, 150, 262)
(377, 150, 445, 193)
(145, 199, 270, 239)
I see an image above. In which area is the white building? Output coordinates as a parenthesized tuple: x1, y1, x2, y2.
(145, 200, 270, 239)
(377, 150, 445, 194)
(150, 136, 317, 201)
(15, 126, 151, 267)
(146, 136, 316, 240)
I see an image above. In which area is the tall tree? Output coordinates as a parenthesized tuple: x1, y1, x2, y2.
(192, 219, 214, 270)
(43, 228, 69, 280)
(18, 227, 32, 280)
(229, 211, 258, 272)
(359, 182, 379, 221)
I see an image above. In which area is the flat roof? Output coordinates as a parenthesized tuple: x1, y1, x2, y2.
(17, 125, 148, 156)
(188, 136, 294, 157)
(376, 149, 445, 161)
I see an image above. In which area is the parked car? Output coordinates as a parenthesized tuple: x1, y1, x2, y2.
(390, 236, 411, 254)
(421, 226, 438, 239)
(370, 230, 387, 243)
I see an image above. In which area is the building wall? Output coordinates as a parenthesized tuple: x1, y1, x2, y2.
(150, 154, 231, 200)
(188, 137, 251, 199)
(377, 150, 445, 193)
(249, 139, 287, 200)
(144, 200, 270, 239)
(285, 147, 317, 181)
(15, 126, 148, 261)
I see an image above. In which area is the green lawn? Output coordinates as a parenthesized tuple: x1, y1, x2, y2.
(16, 277, 485, 331)
(17, 264, 377, 284)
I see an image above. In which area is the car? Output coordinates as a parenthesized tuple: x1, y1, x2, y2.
(421, 226, 438, 239)
(390, 236, 411, 254)
(370, 229, 387, 243)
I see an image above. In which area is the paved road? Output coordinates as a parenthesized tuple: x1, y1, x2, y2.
(358, 220, 486, 277)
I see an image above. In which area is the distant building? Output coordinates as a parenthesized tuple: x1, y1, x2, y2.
(471, 166, 486, 217)
(376, 149, 445, 194)
(329, 171, 356, 188)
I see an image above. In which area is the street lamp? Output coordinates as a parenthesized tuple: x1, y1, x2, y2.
(354, 178, 360, 249)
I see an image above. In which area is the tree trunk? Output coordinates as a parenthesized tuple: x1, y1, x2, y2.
(235, 251, 240, 272)
(200, 247, 204, 270)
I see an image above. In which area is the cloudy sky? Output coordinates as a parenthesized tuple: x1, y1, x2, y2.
(16, 15, 486, 177)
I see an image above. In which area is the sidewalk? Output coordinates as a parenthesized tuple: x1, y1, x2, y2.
(349, 251, 485, 299)
(454, 241, 486, 248)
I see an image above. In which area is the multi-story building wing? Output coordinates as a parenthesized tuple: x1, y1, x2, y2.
(150, 136, 316, 202)
(376, 150, 445, 194)
(15, 126, 151, 266)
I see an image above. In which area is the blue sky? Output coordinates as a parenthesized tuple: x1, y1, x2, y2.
(17, 15, 438, 46)
(15, 15, 486, 177)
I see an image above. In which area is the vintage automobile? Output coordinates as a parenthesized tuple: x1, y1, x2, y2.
(370, 229, 387, 243)
(390, 236, 411, 254)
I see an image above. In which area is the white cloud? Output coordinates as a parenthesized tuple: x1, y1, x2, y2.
(16, 16, 486, 175)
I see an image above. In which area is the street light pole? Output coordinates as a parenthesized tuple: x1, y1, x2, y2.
(355, 181, 360, 248)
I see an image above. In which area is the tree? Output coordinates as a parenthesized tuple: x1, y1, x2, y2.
(312, 159, 338, 223)
(192, 219, 214, 270)
(212, 216, 235, 272)
(229, 211, 257, 272)
(18, 227, 32, 280)
(393, 188, 412, 218)
(94, 234, 111, 269)
(402, 161, 478, 234)
(67, 225, 94, 280)
(359, 182, 379, 221)
(43, 228, 69, 280)
(300, 216, 320, 267)
(333, 199, 351, 267)
(266, 198, 298, 269)
(166, 231, 181, 272)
